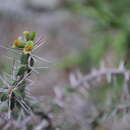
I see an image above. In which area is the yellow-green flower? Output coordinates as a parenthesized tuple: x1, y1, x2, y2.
(23, 41, 34, 54)
(23, 45, 33, 54)
(12, 40, 25, 48)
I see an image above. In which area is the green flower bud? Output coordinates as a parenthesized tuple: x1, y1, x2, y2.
(23, 31, 36, 41)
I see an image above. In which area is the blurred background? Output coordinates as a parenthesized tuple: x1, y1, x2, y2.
(1, 0, 130, 130)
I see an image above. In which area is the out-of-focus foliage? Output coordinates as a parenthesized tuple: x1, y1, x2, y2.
(58, 0, 130, 129)
(63, 0, 130, 69)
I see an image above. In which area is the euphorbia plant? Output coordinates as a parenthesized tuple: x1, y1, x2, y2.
(0, 31, 52, 129)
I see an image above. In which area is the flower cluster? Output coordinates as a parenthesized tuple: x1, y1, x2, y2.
(12, 31, 36, 54)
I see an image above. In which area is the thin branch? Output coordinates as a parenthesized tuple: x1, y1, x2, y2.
(31, 54, 51, 63)
(74, 68, 130, 88)
(15, 96, 32, 114)
(12, 58, 16, 80)
(0, 45, 21, 54)
(14, 70, 33, 90)
(8, 94, 11, 119)
(33, 41, 48, 52)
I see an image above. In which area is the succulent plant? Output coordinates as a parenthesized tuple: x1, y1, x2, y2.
(0, 31, 53, 130)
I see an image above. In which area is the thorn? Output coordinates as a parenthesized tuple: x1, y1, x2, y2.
(0, 45, 21, 54)
(118, 61, 125, 70)
(100, 60, 105, 71)
(33, 41, 48, 52)
(31, 54, 51, 63)
(106, 72, 112, 83)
